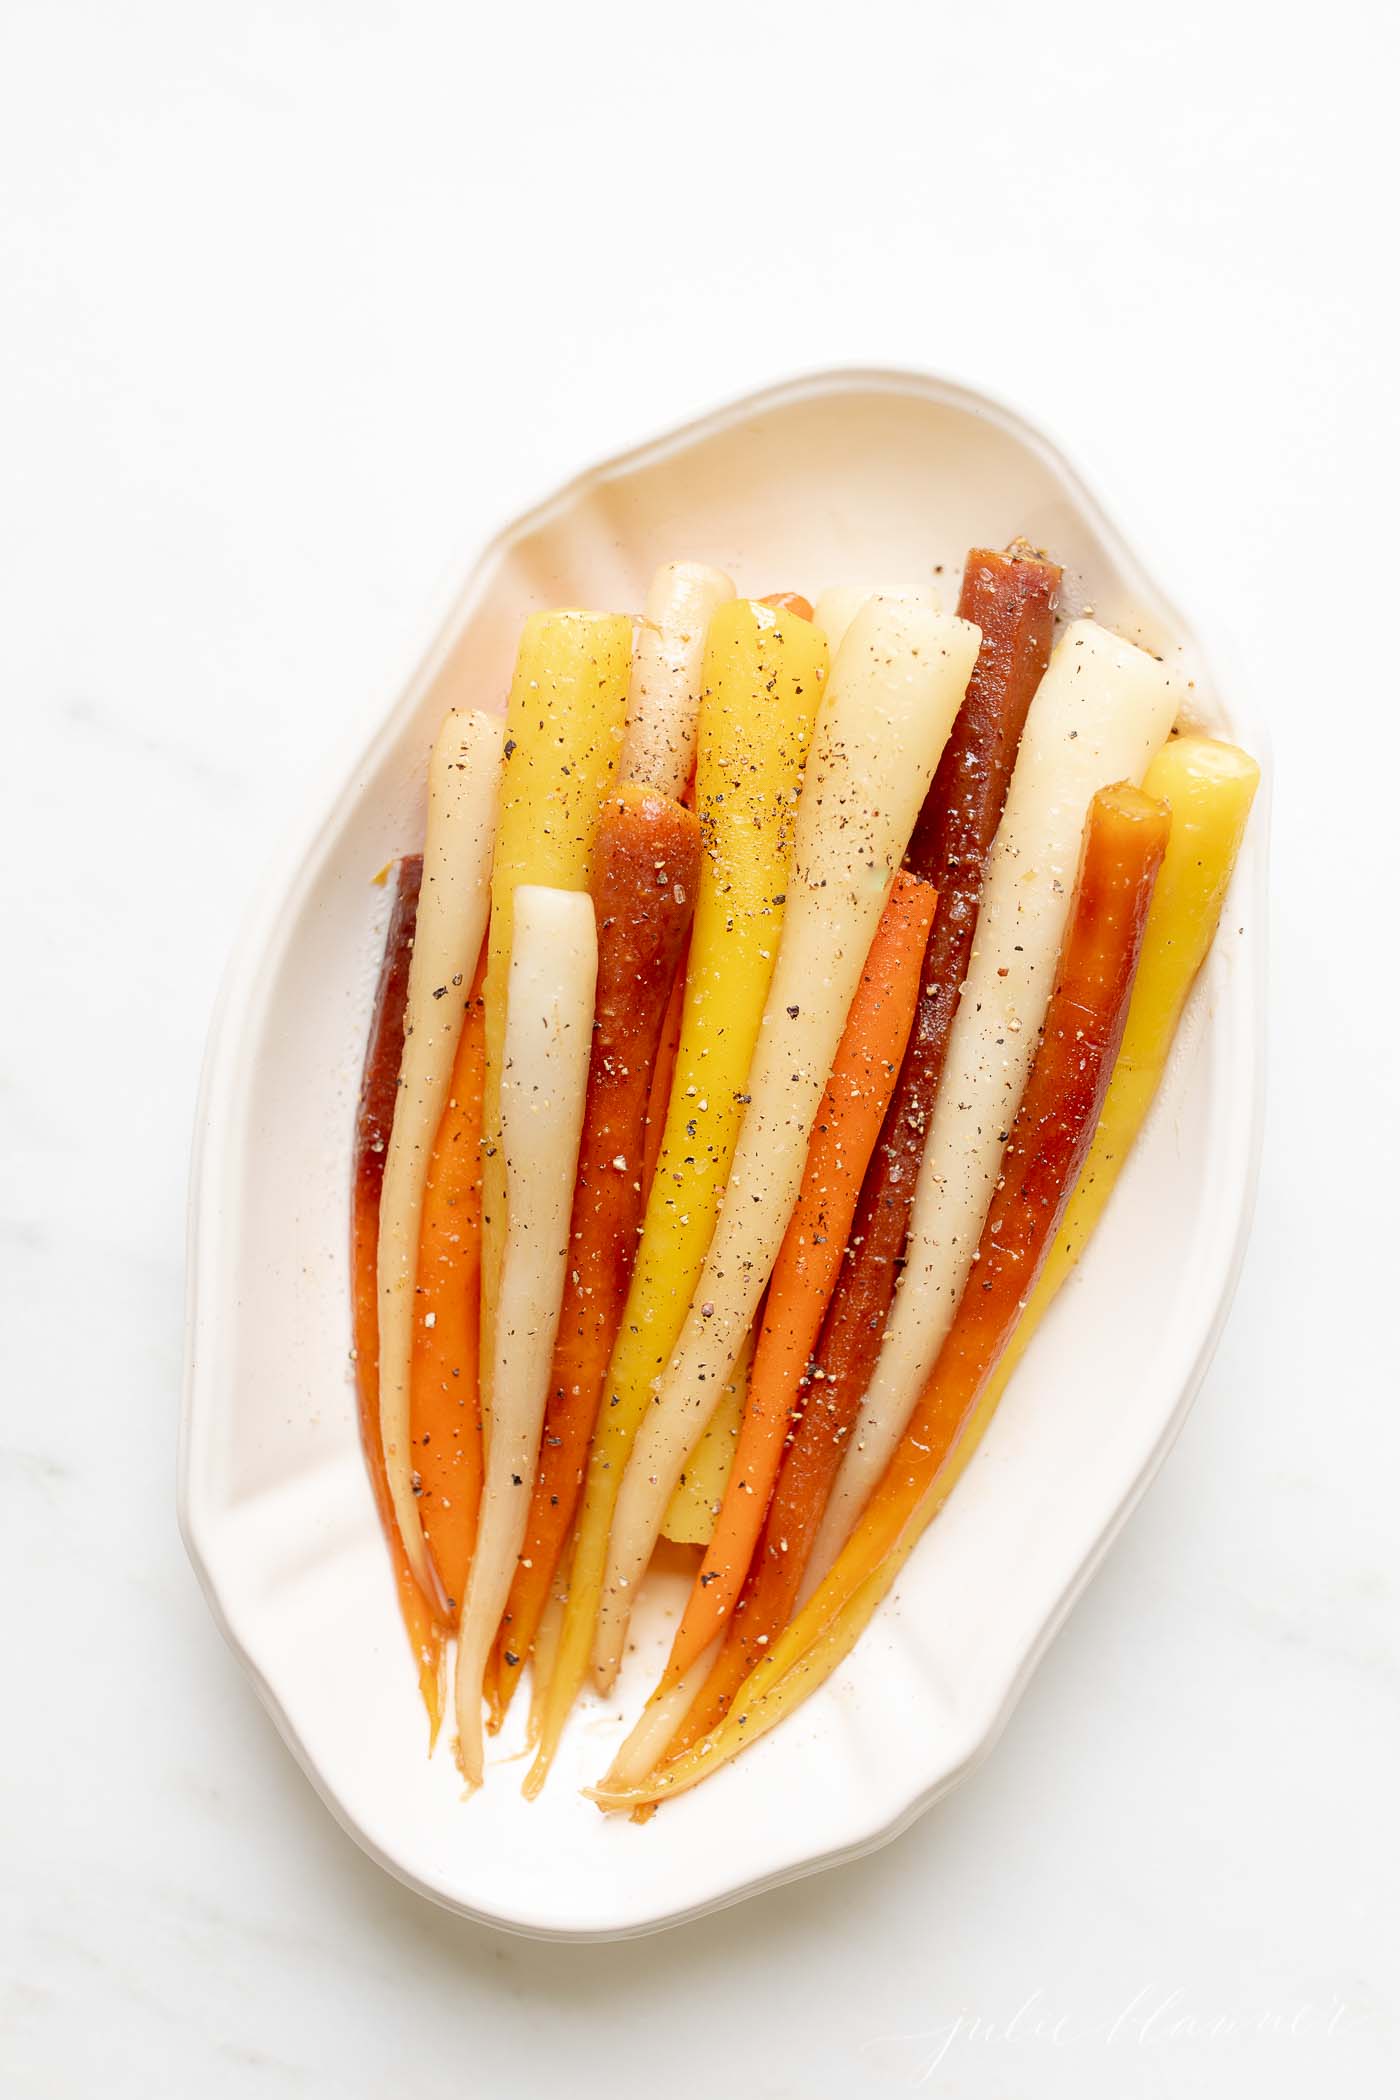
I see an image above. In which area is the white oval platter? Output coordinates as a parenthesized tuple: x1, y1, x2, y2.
(181, 368, 1268, 1940)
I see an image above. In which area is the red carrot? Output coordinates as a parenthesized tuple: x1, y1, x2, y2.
(351, 856, 446, 1738)
(641, 942, 687, 1204)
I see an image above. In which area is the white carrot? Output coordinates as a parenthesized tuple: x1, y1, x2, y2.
(601, 1645, 718, 1795)
(591, 593, 982, 1688)
(454, 885, 597, 1786)
(377, 708, 501, 1602)
(803, 619, 1181, 1583)
(811, 584, 936, 652)
(620, 561, 735, 799)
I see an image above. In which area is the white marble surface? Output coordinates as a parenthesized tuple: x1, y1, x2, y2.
(3, 3, 1397, 2094)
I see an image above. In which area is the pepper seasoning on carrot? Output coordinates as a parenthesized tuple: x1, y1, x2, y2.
(408, 951, 488, 1621)
(793, 548, 1061, 1548)
(488, 786, 701, 1721)
(656, 549, 1060, 1750)
(523, 599, 828, 1795)
(658, 868, 936, 1690)
(590, 780, 1172, 1810)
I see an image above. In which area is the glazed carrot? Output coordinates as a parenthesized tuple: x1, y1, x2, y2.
(712, 552, 1059, 1641)
(594, 595, 978, 1689)
(621, 563, 734, 800)
(455, 886, 597, 1785)
(350, 856, 445, 1738)
(378, 710, 501, 1601)
(661, 1326, 757, 1545)
(407, 951, 487, 1620)
(964, 735, 1261, 1423)
(589, 783, 1172, 1809)
(641, 951, 686, 1203)
(659, 870, 935, 1686)
(810, 586, 909, 650)
(479, 612, 632, 1433)
(523, 599, 828, 1794)
(488, 786, 701, 1725)
(651, 585, 805, 1546)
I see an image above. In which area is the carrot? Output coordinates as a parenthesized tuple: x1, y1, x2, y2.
(658, 870, 935, 1687)
(760, 591, 814, 618)
(350, 856, 445, 1739)
(487, 786, 701, 1725)
(589, 782, 1172, 1809)
(378, 710, 501, 1601)
(478, 613, 632, 1439)
(407, 950, 487, 1621)
(641, 938, 687, 1204)
(622, 563, 734, 800)
(455, 886, 598, 1786)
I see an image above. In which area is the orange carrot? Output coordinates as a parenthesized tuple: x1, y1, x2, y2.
(351, 856, 446, 1739)
(487, 786, 701, 1723)
(760, 591, 814, 619)
(659, 871, 936, 1686)
(407, 951, 487, 1621)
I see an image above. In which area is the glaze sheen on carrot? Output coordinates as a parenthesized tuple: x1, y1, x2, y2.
(378, 710, 501, 1601)
(621, 564, 734, 802)
(641, 950, 686, 1204)
(407, 950, 487, 1619)
(523, 599, 828, 1794)
(350, 856, 445, 1736)
(455, 886, 598, 1786)
(659, 870, 936, 1687)
(478, 613, 632, 1435)
(489, 786, 702, 1720)
(789, 551, 1060, 1557)
(653, 551, 1060, 1743)
(619, 744, 1259, 1786)
(590, 783, 1172, 1810)
(594, 595, 979, 1690)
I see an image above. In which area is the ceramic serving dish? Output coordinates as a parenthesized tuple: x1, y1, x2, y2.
(180, 368, 1268, 1940)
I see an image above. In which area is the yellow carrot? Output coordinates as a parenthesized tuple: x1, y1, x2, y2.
(523, 598, 828, 1793)
(590, 737, 1258, 1806)
(661, 1329, 756, 1547)
(478, 612, 632, 1428)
